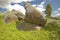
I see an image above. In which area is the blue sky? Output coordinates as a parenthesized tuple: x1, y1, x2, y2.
(0, 0, 60, 15)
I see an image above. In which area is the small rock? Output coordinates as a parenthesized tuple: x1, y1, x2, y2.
(4, 14, 18, 23)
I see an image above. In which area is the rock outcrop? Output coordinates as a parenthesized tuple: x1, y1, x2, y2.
(4, 9, 25, 23)
(4, 14, 18, 23)
(16, 2, 47, 31)
(24, 2, 47, 26)
(11, 9, 25, 20)
(4, 2, 47, 30)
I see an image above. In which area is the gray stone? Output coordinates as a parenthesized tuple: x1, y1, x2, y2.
(4, 14, 18, 23)
(4, 9, 25, 23)
(16, 21, 41, 31)
(24, 2, 47, 26)
(11, 9, 25, 20)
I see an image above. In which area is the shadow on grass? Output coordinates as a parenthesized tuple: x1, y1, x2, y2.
(16, 20, 60, 32)
(15, 16, 60, 40)
(16, 21, 37, 31)
(16, 20, 60, 39)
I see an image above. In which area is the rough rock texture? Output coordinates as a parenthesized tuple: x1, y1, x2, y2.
(16, 21, 41, 31)
(16, 2, 47, 31)
(11, 9, 25, 20)
(4, 14, 18, 23)
(4, 9, 25, 23)
(24, 2, 47, 26)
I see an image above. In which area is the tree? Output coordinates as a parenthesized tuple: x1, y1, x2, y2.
(45, 4, 52, 17)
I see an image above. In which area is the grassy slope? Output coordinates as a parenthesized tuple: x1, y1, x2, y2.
(0, 14, 60, 40)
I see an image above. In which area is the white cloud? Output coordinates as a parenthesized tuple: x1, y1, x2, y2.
(5, 0, 34, 15)
(52, 10, 60, 17)
(56, 14, 60, 16)
(7, 4, 26, 15)
(57, 8, 60, 10)
(10, 0, 34, 3)
(6, 0, 34, 15)
(40, 1, 45, 5)
(0, 0, 9, 8)
(0, 0, 45, 14)
(0, 0, 34, 8)
(53, 11, 58, 14)
(32, 1, 45, 12)
(53, 13, 60, 17)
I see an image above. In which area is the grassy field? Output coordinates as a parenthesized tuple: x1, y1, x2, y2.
(0, 14, 60, 40)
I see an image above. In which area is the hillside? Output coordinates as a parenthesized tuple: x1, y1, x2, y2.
(0, 14, 60, 40)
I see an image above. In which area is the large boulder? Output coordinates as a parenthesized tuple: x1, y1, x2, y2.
(24, 2, 47, 26)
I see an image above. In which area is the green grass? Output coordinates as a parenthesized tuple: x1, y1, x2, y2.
(0, 15, 60, 40)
